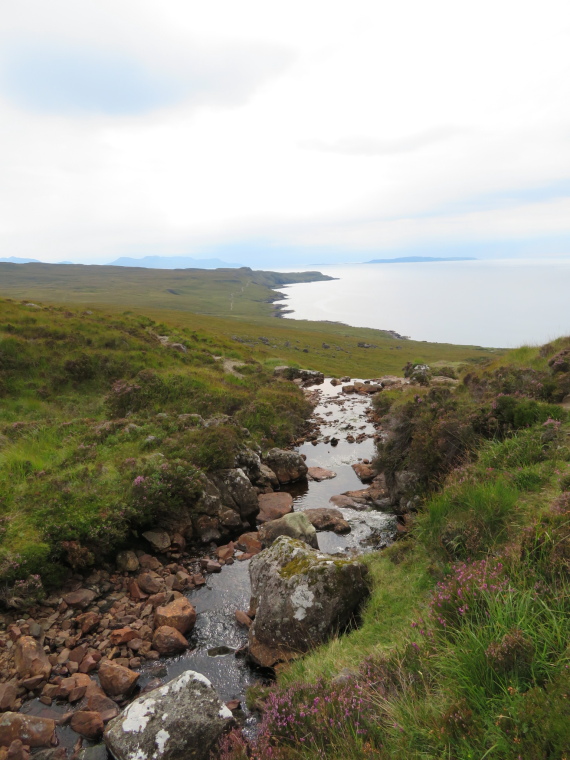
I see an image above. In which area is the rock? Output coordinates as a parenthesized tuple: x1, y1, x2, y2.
(78, 746, 108, 760)
(273, 367, 324, 386)
(0, 713, 55, 748)
(98, 661, 139, 699)
(352, 463, 375, 482)
(86, 693, 119, 722)
(307, 467, 337, 481)
(116, 551, 140, 573)
(154, 598, 196, 635)
(257, 492, 293, 523)
(193, 515, 221, 544)
(258, 513, 318, 548)
(14, 637, 51, 680)
(210, 469, 259, 522)
(6, 739, 29, 760)
(329, 495, 359, 509)
(63, 588, 97, 608)
(109, 628, 139, 646)
(0, 684, 17, 713)
(303, 508, 351, 534)
(76, 611, 101, 635)
(70, 712, 104, 741)
(236, 533, 262, 554)
(139, 554, 162, 571)
(104, 670, 234, 760)
(342, 385, 355, 393)
(248, 537, 369, 668)
(152, 626, 188, 655)
(142, 529, 171, 553)
(258, 463, 279, 489)
(136, 573, 165, 595)
(263, 449, 308, 484)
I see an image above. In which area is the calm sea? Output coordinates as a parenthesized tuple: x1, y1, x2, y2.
(277, 258, 570, 348)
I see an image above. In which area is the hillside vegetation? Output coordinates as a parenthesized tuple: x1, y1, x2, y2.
(220, 338, 570, 760)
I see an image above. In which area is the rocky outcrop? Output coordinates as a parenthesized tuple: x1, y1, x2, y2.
(263, 449, 308, 484)
(273, 367, 324, 386)
(247, 537, 369, 668)
(258, 513, 318, 548)
(104, 671, 234, 760)
(210, 469, 259, 523)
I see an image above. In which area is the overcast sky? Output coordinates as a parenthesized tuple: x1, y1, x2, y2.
(1, 0, 570, 267)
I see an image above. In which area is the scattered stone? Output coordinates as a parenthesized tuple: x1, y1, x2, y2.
(62, 589, 96, 609)
(14, 637, 51, 681)
(109, 628, 139, 646)
(70, 712, 104, 741)
(154, 598, 196, 635)
(352, 463, 376, 482)
(303, 508, 351, 534)
(152, 626, 188, 655)
(235, 611, 252, 629)
(307, 467, 337, 481)
(116, 551, 140, 573)
(136, 573, 164, 596)
(263, 449, 308, 484)
(236, 533, 262, 554)
(98, 661, 139, 699)
(104, 670, 234, 760)
(142, 529, 171, 553)
(0, 684, 17, 712)
(76, 611, 101, 635)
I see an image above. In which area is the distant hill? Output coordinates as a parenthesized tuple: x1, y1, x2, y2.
(365, 256, 477, 264)
(0, 257, 41, 264)
(108, 255, 242, 269)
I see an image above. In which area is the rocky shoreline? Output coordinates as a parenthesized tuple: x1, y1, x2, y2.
(0, 370, 408, 760)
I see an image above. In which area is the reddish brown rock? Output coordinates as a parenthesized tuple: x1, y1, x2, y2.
(6, 739, 29, 760)
(205, 560, 222, 573)
(109, 628, 139, 646)
(86, 692, 119, 721)
(307, 467, 337, 482)
(154, 598, 196, 635)
(193, 573, 206, 587)
(136, 573, 164, 595)
(68, 645, 87, 664)
(236, 533, 262, 554)
(351, 463, 376, 482)
(98, 661, 139, 698)
(0, 713, 55, 748)
(78, 654, 100, 674)
(0, 684, 17, 712)
(70, 711, 104, 740)
(303, 508, 351, 534)
(14, 637, 51, 681)
(257, 492, 293, 523)
(20, 675, 45, 691)
(128, 580, 143, 601)
(62, 589, 96, 608)
(329, 494, 358, 508)
(216, 544, 234, 561)
(75, 611, 101, 635)
(68, 686, 87, 703)
(152, 626, 188, 654)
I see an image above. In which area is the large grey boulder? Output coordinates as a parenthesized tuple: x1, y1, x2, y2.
(263, 449, 308, 484)
(258, 512, 318, 548)
(104, 670, 233, 760)
(248, 537, 369, 668)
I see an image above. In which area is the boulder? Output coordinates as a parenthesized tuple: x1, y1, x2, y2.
(273, 367, 324, 386)
(257, 492, 293, 523)
(104, 670, 234, 760)
(303, 508, 351, 534)
(154, 598, 196, 635)
(142, 529, 171, 553)
(152, 626, 188, 655)
(307, 467, 337, 482)
(14, 636, 51, 680)
(0, 684, 17, 712)
(116, 551, 140, 573)
(236, 533, 262, 554)
(0, 713, 55, 748)
(193, 515, 222, 544)
(263, 449, 308, 484)
(136, 573, 165, 596)
(258, 513, 318, 548)
(248, 537, 369, 668)
(98, 661, 139, 699)
(76, 611, 101, 635)
(211, 469, 259, 522)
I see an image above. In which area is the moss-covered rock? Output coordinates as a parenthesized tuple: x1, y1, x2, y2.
(247, 536, 369, 667)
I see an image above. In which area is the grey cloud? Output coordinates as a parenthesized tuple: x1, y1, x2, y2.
(300, 126, 468, 156)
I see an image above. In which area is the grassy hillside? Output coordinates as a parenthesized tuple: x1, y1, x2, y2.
(220, 338, 570, 760)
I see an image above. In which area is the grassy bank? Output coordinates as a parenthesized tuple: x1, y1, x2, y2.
(220, 339, 570, 760)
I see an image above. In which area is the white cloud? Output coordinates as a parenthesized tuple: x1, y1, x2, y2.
(0, 0, 570, 263)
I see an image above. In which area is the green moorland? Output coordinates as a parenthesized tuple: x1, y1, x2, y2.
(0, 288, 498, 595)
(0, 262, 502, 379)
(220, 339, 570, 760)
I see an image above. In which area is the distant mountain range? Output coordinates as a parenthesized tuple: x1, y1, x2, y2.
(0, 257, 74, 264)
(108, 256, 241, 269)
(365, 256, 477, 264)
